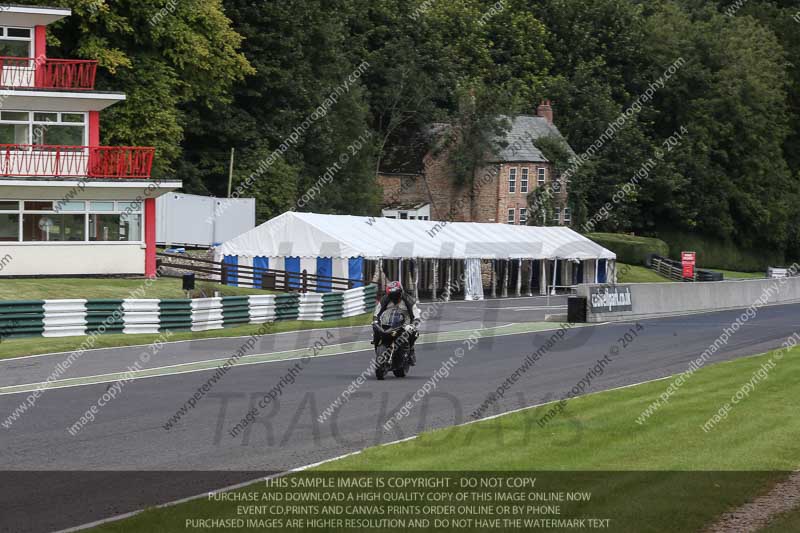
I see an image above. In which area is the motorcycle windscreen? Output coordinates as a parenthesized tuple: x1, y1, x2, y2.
(380, 307, 406, 328)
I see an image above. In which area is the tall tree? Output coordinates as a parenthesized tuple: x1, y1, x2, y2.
(27, 0, 252, 176)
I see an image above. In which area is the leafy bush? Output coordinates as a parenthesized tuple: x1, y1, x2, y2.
(586, 233, 670, 266)
(659, 232, 783, 272)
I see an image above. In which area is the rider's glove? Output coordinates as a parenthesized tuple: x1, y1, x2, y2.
(404, 324, 416, 333)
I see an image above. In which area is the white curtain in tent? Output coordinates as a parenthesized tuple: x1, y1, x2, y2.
(464, 258, 485, 301)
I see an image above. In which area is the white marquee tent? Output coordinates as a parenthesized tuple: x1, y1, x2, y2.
(215, 212, 617, 299)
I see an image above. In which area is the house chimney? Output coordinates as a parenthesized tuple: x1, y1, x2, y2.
(537, 99, 553, 124)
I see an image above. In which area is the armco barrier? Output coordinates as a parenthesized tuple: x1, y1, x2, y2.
(248, 295, 277, 324)
(0, 301, 45, 338)
(190, 298, 224, 332)
(43, 299, 87, 338)
(577, 277, 800, 323)
(0, 285, 377, 340)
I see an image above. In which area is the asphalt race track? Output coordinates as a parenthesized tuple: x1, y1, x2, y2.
(1, 297, 798, 532)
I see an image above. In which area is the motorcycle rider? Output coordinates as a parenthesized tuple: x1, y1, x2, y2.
(373, 281, 420, 365)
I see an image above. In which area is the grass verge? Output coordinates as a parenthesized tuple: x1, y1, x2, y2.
(618, 262, 670, 283)
(0, 278, 265, 300)
(89, 345, 800, 532)
(0, 314, 371, 361)
(709, 269, 766, 280)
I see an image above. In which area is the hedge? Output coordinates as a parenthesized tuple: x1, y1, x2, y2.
(659, 232, 782, 272)
(585, 233, 670, 266)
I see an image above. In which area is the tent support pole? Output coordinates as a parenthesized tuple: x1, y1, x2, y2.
(491, 260, 497, 299)
(413, 259, 420, 302)
(378, 259, 384, 294)
(398, 258, 403, 285)
(551, 259, 558, 296)
(539, 260, 547, 296)
(527, 260, 534, 297)
(432, 259, 438, 300)
(516, 259, 522, 297)
(501, 260, 508, 298)
(445, 260, 453, 302)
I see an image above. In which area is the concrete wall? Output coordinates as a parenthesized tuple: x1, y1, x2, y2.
(576, 277, 800, 322)
(0, 244, 145, 276)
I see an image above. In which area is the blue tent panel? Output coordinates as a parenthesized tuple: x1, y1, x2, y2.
(598, 259, 607, 284)
(285, 257, 301, 289)
(223, 255, 238, 286)
(253, 256, 269, 288)
(348, 257, 364, 288)
(316, 257, 333, 292)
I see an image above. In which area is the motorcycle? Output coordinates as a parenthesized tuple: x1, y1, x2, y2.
(372, 310, 414, 380)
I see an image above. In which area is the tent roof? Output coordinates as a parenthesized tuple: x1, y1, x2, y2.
(217, 212, 616, 261)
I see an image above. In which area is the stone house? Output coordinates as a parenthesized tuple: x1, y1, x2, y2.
(377, 101, 572, 226)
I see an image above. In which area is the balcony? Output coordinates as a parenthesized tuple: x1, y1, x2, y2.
(0, 57, 98, 90)
(0, 145, 155, 179)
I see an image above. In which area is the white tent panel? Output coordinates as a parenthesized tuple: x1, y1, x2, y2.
(217, 212, 615, 261)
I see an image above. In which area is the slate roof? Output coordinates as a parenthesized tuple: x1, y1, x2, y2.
(377, 114, 574, 173)
(489, 115, 574, 163)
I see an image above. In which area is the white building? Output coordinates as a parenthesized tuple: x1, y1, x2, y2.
(0, 5, 181, 276)
(156, 193, 255, 248)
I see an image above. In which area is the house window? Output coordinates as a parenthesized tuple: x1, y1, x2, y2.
(553, 207, 561, 224)
(1, 200, 144, 243)
(563, 208, 572, 223)
(519, 208, 528, 225)
(507, 208, 515, 225)
(538, 167, 546, 185)
(508, 168, 517, 193)
(0, 27, 32, 58)
(0, 111, 87, 147)
(521, 168, 529, 193)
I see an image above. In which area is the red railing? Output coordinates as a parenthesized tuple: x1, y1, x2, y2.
(0, 145, 155, 178)
(0, 57, 98, 90)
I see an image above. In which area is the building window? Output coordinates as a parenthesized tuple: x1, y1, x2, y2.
(507, 208, 515, 225)
(553, 207, 561, 224)
(563, 208, 572, 223)
(521, 168, 529, 193)
(519, 208, 528, 225)
(538, 168, 546, 185)
(0, 111, 87, 147)
(552, 176, 562, 193)
(0, 27, 32, 58)
(89, 213, 142, 242)
(0, 200, 143, 243)
(508, 168, 517, 193)
(23, 213, 85, 242)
